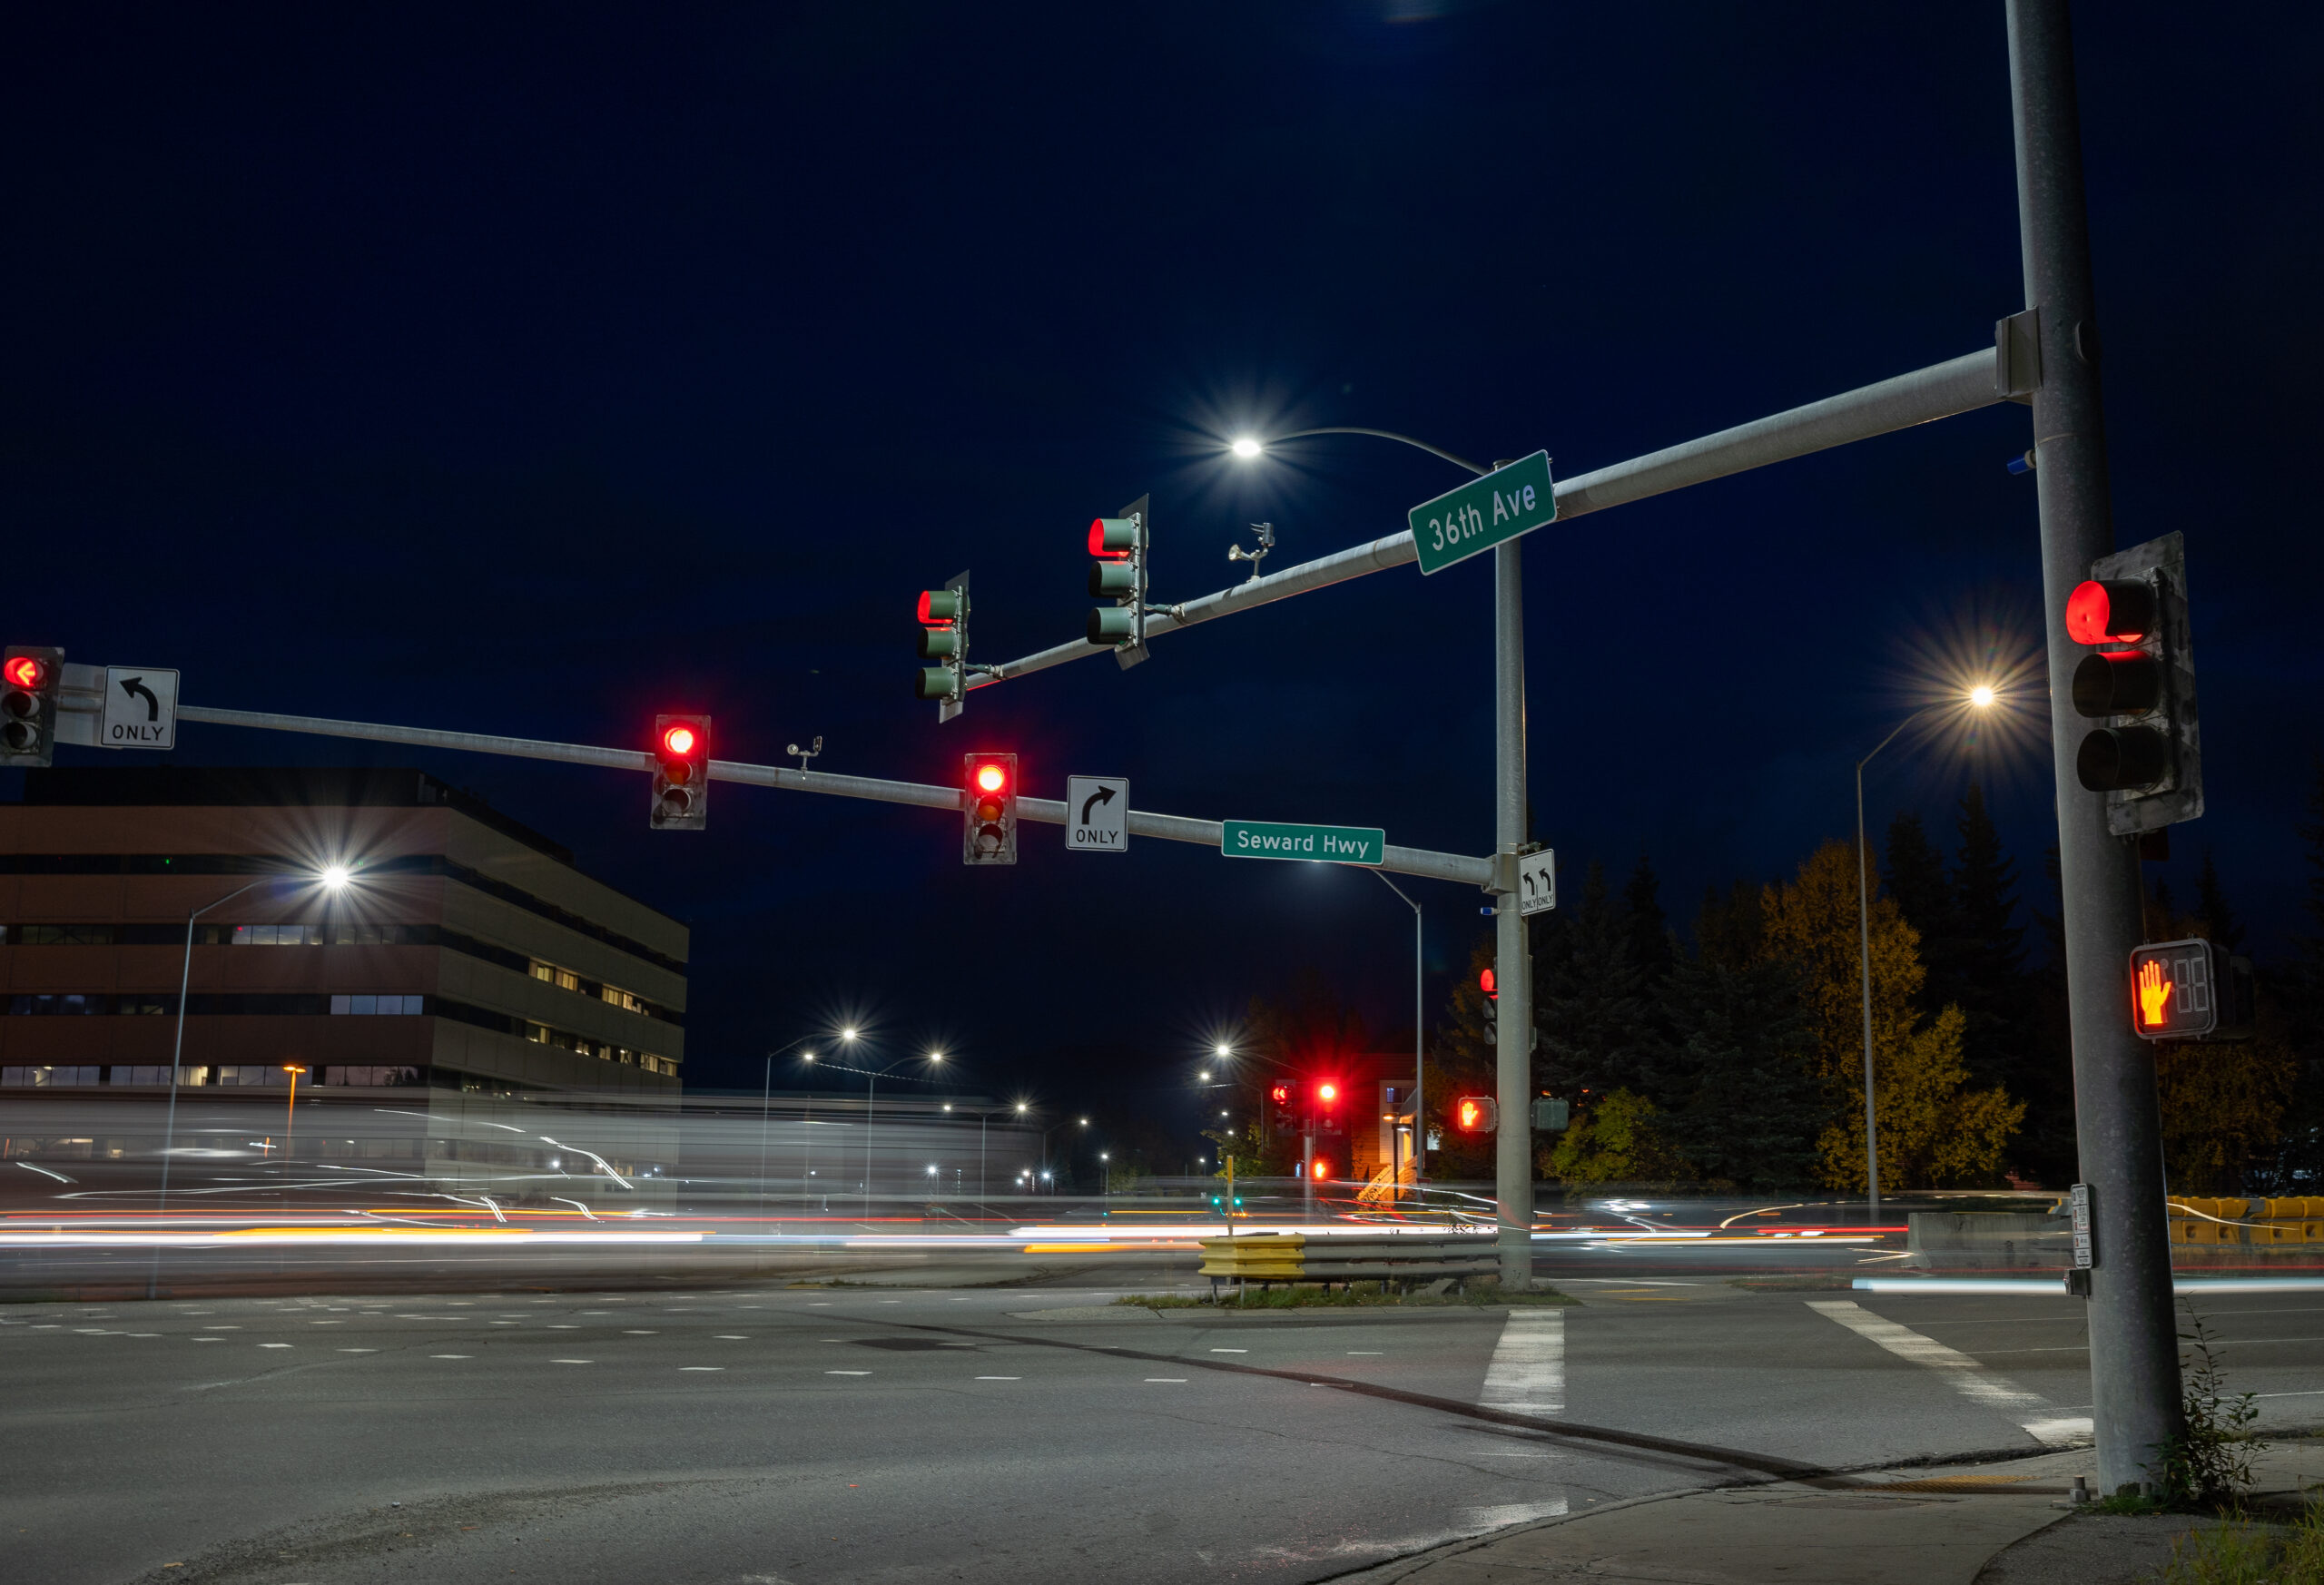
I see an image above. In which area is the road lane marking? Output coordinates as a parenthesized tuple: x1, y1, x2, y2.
(1348, 1351, 1384, 1355)
(714, 1334, 750, 1340)
(622, 1330, 658, 1334)
(1479, 1308, 1564, 1416)
(336, 1348, 378, 1353)
(680, 1366, 724, 1372)
(259, 1344, 292, 1349)
(1146, 1378, 1187, 1383)
(552, 1359, 593, 1364)
(1806, 1300, 2090, 1447)
(825, 1370, 872, 1376)
(975, 1376, 1020, 1381)
(429, 1354, 472, 1360)
(1209, 1348, 1248, 1354)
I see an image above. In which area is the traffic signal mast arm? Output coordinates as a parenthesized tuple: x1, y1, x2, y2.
(965, 344, 2007, 693)
(170, 702, 1494, 888)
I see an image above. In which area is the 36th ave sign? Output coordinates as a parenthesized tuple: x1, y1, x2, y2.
(1409, 450, 1556, 576)
(1222, 820, 1384, 865)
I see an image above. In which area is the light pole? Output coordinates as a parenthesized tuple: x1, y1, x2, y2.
(809, 1047, 943, 1217)
(1234, 427, 1528, 1287)
(1371, 871, 1424, 1196)
(150, 864, 348, 1299)
(1854, 686, 1995, 1222)
(763, 1030, 846, 1215)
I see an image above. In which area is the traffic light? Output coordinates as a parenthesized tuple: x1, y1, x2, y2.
(1531, 1097, 1571, 1133)
(915, 572, 972, 722)
(2129, 938, 2256, 1043)
(962, 753, 1017, 865)
(1314, 1079, 1344, 1137)
(1267, 1082, 1296, 1135)
(650, 714, 710, 831)
(1085, 494, 1150, 669)
(1, 646, 64, 768)
(1309, 1158, 1334, 1183)
(1454, 1096, 1499, 1133)
(2066, 531, 2201, 833)
(1479, 967, 1497, 1044)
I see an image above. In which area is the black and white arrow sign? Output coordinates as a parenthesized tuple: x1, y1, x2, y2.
(100, 666, 179, 751)
(1066, 775, 1128, 854)
(1517, 848, 1557, 917)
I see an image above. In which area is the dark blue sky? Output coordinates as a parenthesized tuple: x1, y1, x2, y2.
(7, 4, 2319, 1106)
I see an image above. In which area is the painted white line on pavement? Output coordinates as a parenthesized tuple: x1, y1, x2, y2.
(680, 1366, 724, 1372)
(825, 1370, 871, 1376)
(552, 1359, 593, 1364)
(1478, 1308, 1564, 1417)
(975, 1376, 1020, 1381)
(1806, 1300, 2091, 1447)
(1146, 1378, 1187, 1383)
(336, 1348, 378, 1353)
(1460, 1498, 1570, 1529)
(429, 1354, 472, 1360)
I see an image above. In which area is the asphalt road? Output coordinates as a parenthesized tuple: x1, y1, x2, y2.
(4, 1276, 2319, 1585)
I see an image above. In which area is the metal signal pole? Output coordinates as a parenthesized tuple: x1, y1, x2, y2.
(2009, 0, 2182, 1493)
(1493, 537, 1533, 1290)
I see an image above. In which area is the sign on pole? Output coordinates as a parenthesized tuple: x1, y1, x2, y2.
(101, 666, 179, 750)
(1067, 775, 1128, 853)
(1409, 451, 1556, 576)
(1517, 848, 1557, 916)
(1221, 820, 1384, 866)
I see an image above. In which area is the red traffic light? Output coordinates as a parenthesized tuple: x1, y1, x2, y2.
(1315, 1081, 1339, 1105)
(917, 589, 960, 627)
(2066, 579, 2155, 645)
(1268, 1083, 1291, 1105)
(2, 655, 44, 690)
(1480, 968, 1496, 1000)
(974, 762, 1008, 794)
(662, 724, 697, 759)
(1088, 517, 1135, 559)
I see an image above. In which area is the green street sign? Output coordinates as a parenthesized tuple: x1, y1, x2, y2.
(1409, 450, 1556, 576)
(1222, 820, 1385, 865)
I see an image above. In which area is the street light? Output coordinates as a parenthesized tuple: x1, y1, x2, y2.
(1855, 683, 1999, 1222)
(151, 863, 350, 1298)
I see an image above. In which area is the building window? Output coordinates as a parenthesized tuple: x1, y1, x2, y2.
(8, 923, 121, 946)
(6, 993, 102, 1016)
(1, 1066, 103, 1086)
(319, 1066, 424, 1087)
(329, 994, 425, 1016)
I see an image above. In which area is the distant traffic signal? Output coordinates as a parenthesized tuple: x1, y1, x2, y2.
(1479, 967, 1497, 1046)
(2066, 532, 2201, 833)
(962, 753, 1018, 865)
(1085, 495, 1151, 668)
(650, 714, 710, 831)
(2129, 938, 2255, 1043)
(1454, 1096, 1499, 1133)
(1267, 1082, 1296, 1136)
(1, 646, 64, 768)
(916, 581, 967, 710)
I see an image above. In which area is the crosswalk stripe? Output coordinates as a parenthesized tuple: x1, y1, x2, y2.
(1806, 1300, 2091, 1447)
(1478, 1308, 1564, 1417)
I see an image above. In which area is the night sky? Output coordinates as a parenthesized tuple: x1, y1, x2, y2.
(7, 5, 2319, 1123)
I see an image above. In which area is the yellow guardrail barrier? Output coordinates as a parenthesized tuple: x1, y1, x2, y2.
(2166, 1197, 2324, 1246)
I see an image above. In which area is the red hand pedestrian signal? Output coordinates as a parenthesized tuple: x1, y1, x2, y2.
(2135, 958, 2173, 1029)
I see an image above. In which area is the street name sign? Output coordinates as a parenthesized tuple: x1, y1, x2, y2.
(1409, 450, 1556, 576)
(1517, 848, 1557, 916)
(1222, 820, 1384, 865)
(101, 666, 178, 750)
(1067, 775, 1128, 853)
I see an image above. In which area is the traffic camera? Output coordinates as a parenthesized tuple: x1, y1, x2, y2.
(2066, 531, 2201, 833)
(962, 753, 1017, 865)
(650, 714, 710, 831)
(1, 646, 64, 768)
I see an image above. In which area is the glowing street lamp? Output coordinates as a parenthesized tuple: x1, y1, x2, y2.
(1853, 682, 1998, 1218)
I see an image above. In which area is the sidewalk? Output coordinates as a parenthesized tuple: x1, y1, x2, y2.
(1334, 1437, 2322, 1585)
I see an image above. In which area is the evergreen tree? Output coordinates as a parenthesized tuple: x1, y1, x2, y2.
(1948, 781, 2033, 1098)
(1695, 879, 1765, 970)
(2194, 848, 2247, 952)
(1621, 853, 1675, 984)
(1883, 811, 1952, 951)
(1652, 952, 1826, 1190)
(1535, 861, 1659, 1100)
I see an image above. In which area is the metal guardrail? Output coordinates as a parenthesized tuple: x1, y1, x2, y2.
(1198, 1232, 1499, 1296)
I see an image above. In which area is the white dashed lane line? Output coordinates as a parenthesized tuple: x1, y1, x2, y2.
(429, 1354, 472, 1360)
(1145, 1378, 1187, 1383)
(337, 1349, 378, 1354)
(259, 1344, 292, 1350)
(975, 1376, 1020, 1381)
(553, 1359, 593, 1364)
(714, 1335, 749, 1340)
(1209, 1348, 1247, 1354)
(680, 1367, 724, 1372)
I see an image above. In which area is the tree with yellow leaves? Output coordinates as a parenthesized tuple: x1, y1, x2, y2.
(1759, 839, 2024, 1189)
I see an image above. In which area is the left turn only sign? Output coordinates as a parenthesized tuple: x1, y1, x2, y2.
(1067, 776, 1128, 853)
(102, 666, 178, 749)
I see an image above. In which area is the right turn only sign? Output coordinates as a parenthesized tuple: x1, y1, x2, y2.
(1067, 776, 1128, 853)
